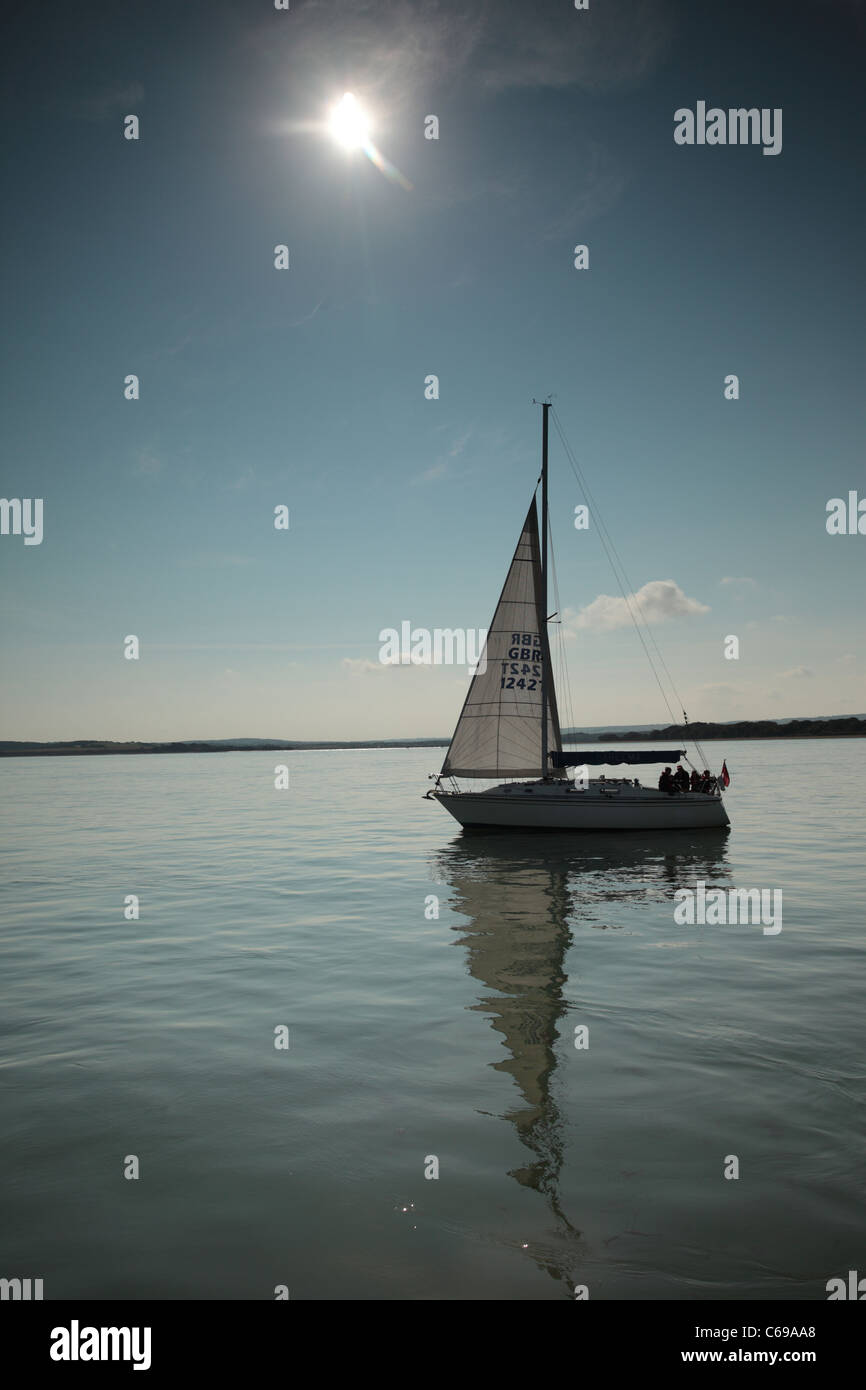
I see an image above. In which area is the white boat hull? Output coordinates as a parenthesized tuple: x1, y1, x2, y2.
(432, 780, 730, 832)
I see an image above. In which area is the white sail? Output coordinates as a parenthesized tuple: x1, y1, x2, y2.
(441, 498, 562, 778)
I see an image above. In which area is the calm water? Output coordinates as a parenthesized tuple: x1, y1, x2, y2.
(1, 740, 864, 1300)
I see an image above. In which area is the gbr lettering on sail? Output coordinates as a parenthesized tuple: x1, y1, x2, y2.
(501, 632, 543, 692)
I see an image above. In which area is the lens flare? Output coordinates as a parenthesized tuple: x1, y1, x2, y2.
(328, 93, 371, 150)
(325, 91, 413, 190)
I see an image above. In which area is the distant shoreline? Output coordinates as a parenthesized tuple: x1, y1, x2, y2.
(0, 740, 449, 757)
(2, 717, 864, 757)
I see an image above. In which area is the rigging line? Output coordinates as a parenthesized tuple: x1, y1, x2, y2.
(558, 571, 576, 739)
(551, 407, 684, 709)
(547, 481, 576, 739)
(551, 407, 692, 728)
(552, 419, 714, 774)
(543, 429, 575, 748)
(551, 411, 661, 651)
(680, 703, 709, 768)
(550, 409, 681, 730)
(548, 520, 576, 741)
(539, 478, 574, 758)
(551, 409, 714, 773)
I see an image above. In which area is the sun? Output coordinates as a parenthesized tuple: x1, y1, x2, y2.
(328, 93, 371, 150)
(322, 90, 411, 190)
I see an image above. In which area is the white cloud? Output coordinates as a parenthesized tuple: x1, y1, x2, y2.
(249, 0, 672, 110)
(565, 580, 709, 633)
(225, 467, 256, 491)
(694, 682, 740, 697)
(132, 448, 163, 477)
(414, 429, 473, 483)
(539, 138, 626, 238)
(76, 82, 144, 122)
(781, 667, 814, 679)
(342, 658, 385, 675)
(686, 681, 748, 720)
(342, 656, 434, 675)
(464, 0, 672, 95)
(182, 553, 255, 569)
(286, 300, 325, 328)
(417, 461, 449, 482)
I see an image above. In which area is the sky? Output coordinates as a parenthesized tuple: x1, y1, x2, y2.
(1, 0, 864, 741)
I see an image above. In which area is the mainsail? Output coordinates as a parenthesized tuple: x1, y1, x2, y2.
(441, 498, 562, 778)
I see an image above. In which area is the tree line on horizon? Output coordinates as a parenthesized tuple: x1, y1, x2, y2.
(1, 715, 865, 755)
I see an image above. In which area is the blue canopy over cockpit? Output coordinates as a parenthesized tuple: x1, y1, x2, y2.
(549, 749, 686, 767)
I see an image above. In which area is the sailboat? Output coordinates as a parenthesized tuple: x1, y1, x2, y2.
(427, 401, 730, 832)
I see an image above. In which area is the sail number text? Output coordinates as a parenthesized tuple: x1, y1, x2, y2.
(501, 633, 543, 689)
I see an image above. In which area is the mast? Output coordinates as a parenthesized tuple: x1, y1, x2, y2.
(540, 401, 550, 779)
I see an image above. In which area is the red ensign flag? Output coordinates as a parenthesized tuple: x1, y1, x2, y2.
(720, 761, 730, 788)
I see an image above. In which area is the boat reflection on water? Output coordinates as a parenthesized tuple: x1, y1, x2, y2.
(429, 828, 731, 1291)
